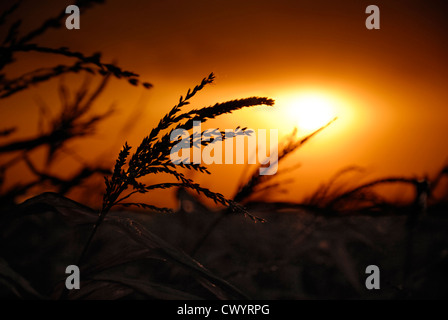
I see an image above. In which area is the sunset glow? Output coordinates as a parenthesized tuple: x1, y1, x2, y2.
(287, 93, 337, 132)
(1, 0, 447, 302)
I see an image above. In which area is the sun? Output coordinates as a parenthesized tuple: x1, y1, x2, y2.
(288, 93, 337, 132)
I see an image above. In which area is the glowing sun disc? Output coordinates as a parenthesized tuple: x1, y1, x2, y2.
(289, 94, 336, 131)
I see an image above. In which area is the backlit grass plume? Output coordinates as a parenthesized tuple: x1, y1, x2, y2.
(79, 72, 274, 264)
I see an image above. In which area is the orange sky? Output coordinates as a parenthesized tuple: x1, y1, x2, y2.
(1, 0, 447, 207)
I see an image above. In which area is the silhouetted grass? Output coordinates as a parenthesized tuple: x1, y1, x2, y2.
(1, 1, 447, 300)
(0, 1, 152, 206)
(78, 73, 274, 269)
(234, 118, 337, 204)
